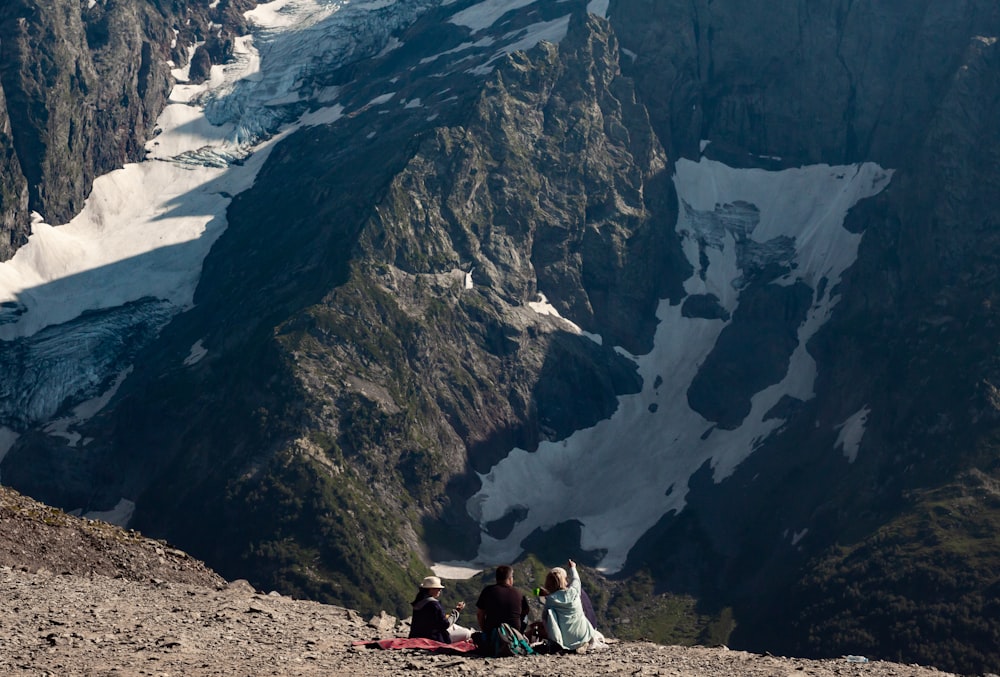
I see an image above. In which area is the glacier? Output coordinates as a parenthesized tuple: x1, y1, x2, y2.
(0, 0, 449, 438)
(0, 0, 589, 441)
(466, 158, 893, 573)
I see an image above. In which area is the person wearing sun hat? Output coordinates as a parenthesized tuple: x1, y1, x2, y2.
(408, 575, 472, 643)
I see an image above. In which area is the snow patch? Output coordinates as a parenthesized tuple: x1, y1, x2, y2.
(467, 15, 571, 75)
(835, 405, 870, 463)
(184, 340, 208, 366)
(587, 0, 609, 18)
(450, 0, 538, 32)
(43, 368, 133, 447)
(300, 104, 345, 127)
(368, 92, 397, 106)
(431, 562, 483, 579)
(528, 293, 582, 333)
(419, 36, 496, 65)
(0, 8, 301, 342)
(82, 498, 136, 528)
(170, 43, 201, 82)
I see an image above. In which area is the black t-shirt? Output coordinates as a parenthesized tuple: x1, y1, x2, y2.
(475, 583, 529, 634)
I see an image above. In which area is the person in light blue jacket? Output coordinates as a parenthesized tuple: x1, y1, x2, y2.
(542, 559, 608, 652)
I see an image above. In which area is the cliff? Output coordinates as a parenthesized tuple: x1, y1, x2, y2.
(0, 0, 254, 260)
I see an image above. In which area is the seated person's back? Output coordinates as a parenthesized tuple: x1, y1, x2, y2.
(476, 565, 529, 635)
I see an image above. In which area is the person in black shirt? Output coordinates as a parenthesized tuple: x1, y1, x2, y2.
(475, 565, 529, 635)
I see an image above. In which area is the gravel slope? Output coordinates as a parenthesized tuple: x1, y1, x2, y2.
(0, 486, 964, 676)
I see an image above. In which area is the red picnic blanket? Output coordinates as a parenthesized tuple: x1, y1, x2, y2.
(352, 637, 479, 654)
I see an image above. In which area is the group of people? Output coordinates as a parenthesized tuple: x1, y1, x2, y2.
(408, 560, 609, 653)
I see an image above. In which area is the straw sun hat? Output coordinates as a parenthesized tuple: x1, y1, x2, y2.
(419, 575, 445, 589)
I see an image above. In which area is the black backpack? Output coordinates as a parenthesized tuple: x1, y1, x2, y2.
(487, 623, 534, 657)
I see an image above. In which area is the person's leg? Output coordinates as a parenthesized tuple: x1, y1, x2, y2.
(448, 624, 473, 642)
(588, 628, 609, 650)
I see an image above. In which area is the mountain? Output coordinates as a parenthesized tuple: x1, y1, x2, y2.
(1, 1, 999, 674)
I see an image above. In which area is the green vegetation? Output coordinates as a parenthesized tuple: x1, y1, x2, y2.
(601, 570, 719, 646)
(225, 449, 426, 618)
(789, 469, 1000, 675)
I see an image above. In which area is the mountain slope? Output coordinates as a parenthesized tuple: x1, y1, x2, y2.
(1, 1, 999, 674)
(0, 485, 965, 677)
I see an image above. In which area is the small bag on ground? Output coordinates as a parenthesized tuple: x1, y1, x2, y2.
(488, 622, 534, 657)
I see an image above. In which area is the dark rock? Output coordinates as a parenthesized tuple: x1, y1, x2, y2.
(687, 281, 812, 429)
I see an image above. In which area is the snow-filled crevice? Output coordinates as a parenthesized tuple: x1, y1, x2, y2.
(463, 158, 893, 573)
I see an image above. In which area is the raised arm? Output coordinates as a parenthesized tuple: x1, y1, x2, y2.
(566, 559, 582, 597)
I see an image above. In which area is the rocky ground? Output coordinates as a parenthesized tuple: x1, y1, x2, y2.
(0, 486, 973, 676)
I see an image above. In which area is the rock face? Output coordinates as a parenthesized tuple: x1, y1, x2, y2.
(0, 83, 29, 260)
(2, 1, 1000, 675)
(0, 0, 254, 260)
(611, 0, 1000, 169)
(608, 2, 1000, 673)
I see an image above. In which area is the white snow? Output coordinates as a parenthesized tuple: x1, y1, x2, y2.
(0, 0, 423, 345)
(171, 44, 201, 82)
(299, 104, 345, 127)
(244, 0, 315, 29)
(419, 36, 496, 65)
(467, 16, 571, 75)
(587, 0, 609, 18)
(450, 0, 539, 32)
(82, 498, 136, 527)
(528, 293, 583, 333)
(501, 16, 570, 55)
(0, 5, 310, 342)
(835, 405, 870, 463)
(1, 0, 441, 445)
(43, 368, 133, 447)
(376, 36, 404, 58)
(184, 340, 208, 366)
(431, 562, 483, 579)
(467, 157, 893, 572)
(367, 92, 397, 106)
(790, 528, 809, 546)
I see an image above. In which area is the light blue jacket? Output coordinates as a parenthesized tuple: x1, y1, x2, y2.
(543, 568, 596, 650)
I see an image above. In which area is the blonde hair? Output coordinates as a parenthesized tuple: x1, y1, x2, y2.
(544, 566, 568, 592)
